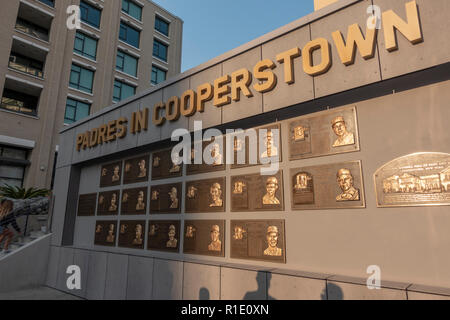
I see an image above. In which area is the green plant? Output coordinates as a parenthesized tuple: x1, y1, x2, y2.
(0, 185, 50, 199)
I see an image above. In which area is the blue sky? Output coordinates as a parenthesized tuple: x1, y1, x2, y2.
(152, 0, 314, 72)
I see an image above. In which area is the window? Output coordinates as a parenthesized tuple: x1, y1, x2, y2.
(151, 65, 166, 85)
(1, 89, 39, 116)
(64, 98, 90, 124)
(38, 0, 54, 7)
(9, 53, 44, 78)
(0, 146, 28, 188)
(155, 16, 169, 36)
(116, 51, 138, 77)
(153, 39, 168, 62)
(122, 0, 142, 21)
(74, 32, 98, 60)
(15, 18, 49, 42)
(119, 22, 140, 48)
(69, 64, 94, 94)
(113, 80, 135, 102)
(80, 1, 101, 28)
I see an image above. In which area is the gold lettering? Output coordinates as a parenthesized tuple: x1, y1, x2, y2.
(332, 24, 377, 66)
(76, 134, 83, 151)
(253, 59, 277, 93)
(213, 75, 231, 107)
(302, 38, 332, 76)
(82, 132, 89, 150)
(116, 117, 128, 139)
(166, 96, 180, 121)
(133, 109, 148, 133)
(197, 83, 213, 112)
(106, 120, 117, 142)
(382, 0, 423, 52)
(276, 47, 301, 84)
(153, 102, 166, 126)
(89, 128, 98, 148)
(181, 90, 197, 117)
(98, 125, 107, 145)
(231, 68, 253, 102)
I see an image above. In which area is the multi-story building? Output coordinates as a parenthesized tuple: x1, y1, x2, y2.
(0, 0, 183, 189)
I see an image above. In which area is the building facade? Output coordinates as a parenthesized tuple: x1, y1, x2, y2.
(48, 0, 450, 300)
(0, 0, 183, 189)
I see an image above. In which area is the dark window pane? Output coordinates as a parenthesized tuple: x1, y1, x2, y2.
(80, 1, 101, 28)
(155, 16, 169, 36)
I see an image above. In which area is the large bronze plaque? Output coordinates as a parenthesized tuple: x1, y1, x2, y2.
(187, 138, 226, 175)
(150, 183, 182, 214)
(100, 162, 122, 187)
(151, 148, 183, 180)
(118, 220, 146, 249)
(97, 190, 120, 216)
(290, 161, 365, 210)
(288, 106, 359, 160)
(185, 178, 226, 213)
(231, 124, 282, 169)
(183, 220, 225, 257)
(147, 220, 181, 253)
(231, 171, 284, 212)
(374, 152, 450, 208)
(123, 155, 150, 184)
(94, 220, 117, 247)
(230, 220, 286, 264)
(121, 187, 147, 215)
(77, 193, 97, 216)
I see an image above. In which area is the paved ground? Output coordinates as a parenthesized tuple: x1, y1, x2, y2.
(0, 287, 83, 300)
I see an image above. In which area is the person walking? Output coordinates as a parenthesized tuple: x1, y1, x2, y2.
(0, 199, 21, 253)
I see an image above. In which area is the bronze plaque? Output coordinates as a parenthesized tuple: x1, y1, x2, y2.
(289, 106, 359, 160)
(290, 161, 365, 210)
(94, 220, 117, 247)
(187, 138, 226, 175)
(374, 152, 450, 208)
(118, 220, 146, 249)
(121, 187, 148, 215)
(183, 220, 225, 257)
(231, 124, 282, 169)
(77, 193, 97, 216)
(147, 220, 181, 253)
(150, 183, 182, 214)
(123, 155, 150, 184)
(185, 178, 226, 213)
(230, 220, 286, 263)
(97, 190, 120, 216)
(231, 171, 284, 212)
(151, 148, 183, 180)
(100, 162, 122, 187)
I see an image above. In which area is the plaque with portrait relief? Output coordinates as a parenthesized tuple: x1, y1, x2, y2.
(147, 220, 181, 253)
(94, 220, 117, 247)
(183, 220, 225, 257)
(231, 171, 284, 212)
(230, 220, 286, 263)
(290, 161, 365, 210)
(150, 183, 182, 214)
(100, 162, 122, 188)
(121, 187, 147, 215)
(97, 190, 120, 216)
(185, 178, 226, 213)
(151, 148, 183, 180)
(118, 220, 146, 249)
(187, 138, 226, 175)
(289, 106, 359, 160)
(231, 124, 282, 169)
(374, 152, 450, 208)
(123, 155, 150, 185)
(77, 193, 97, 216)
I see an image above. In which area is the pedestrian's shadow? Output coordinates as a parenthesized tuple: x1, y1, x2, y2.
(321, 283, 344, 300)
(244, 271, 276, 300)
(199, 287, 210, 300)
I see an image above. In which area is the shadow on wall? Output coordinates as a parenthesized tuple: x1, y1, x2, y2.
(244, 271, 276, 300)
(199, 287, 210, 300)
(322, 283, 344, 300)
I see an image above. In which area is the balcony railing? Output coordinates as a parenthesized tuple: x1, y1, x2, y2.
(15, 18, 49, 42)
(9, 55, 44, 78)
